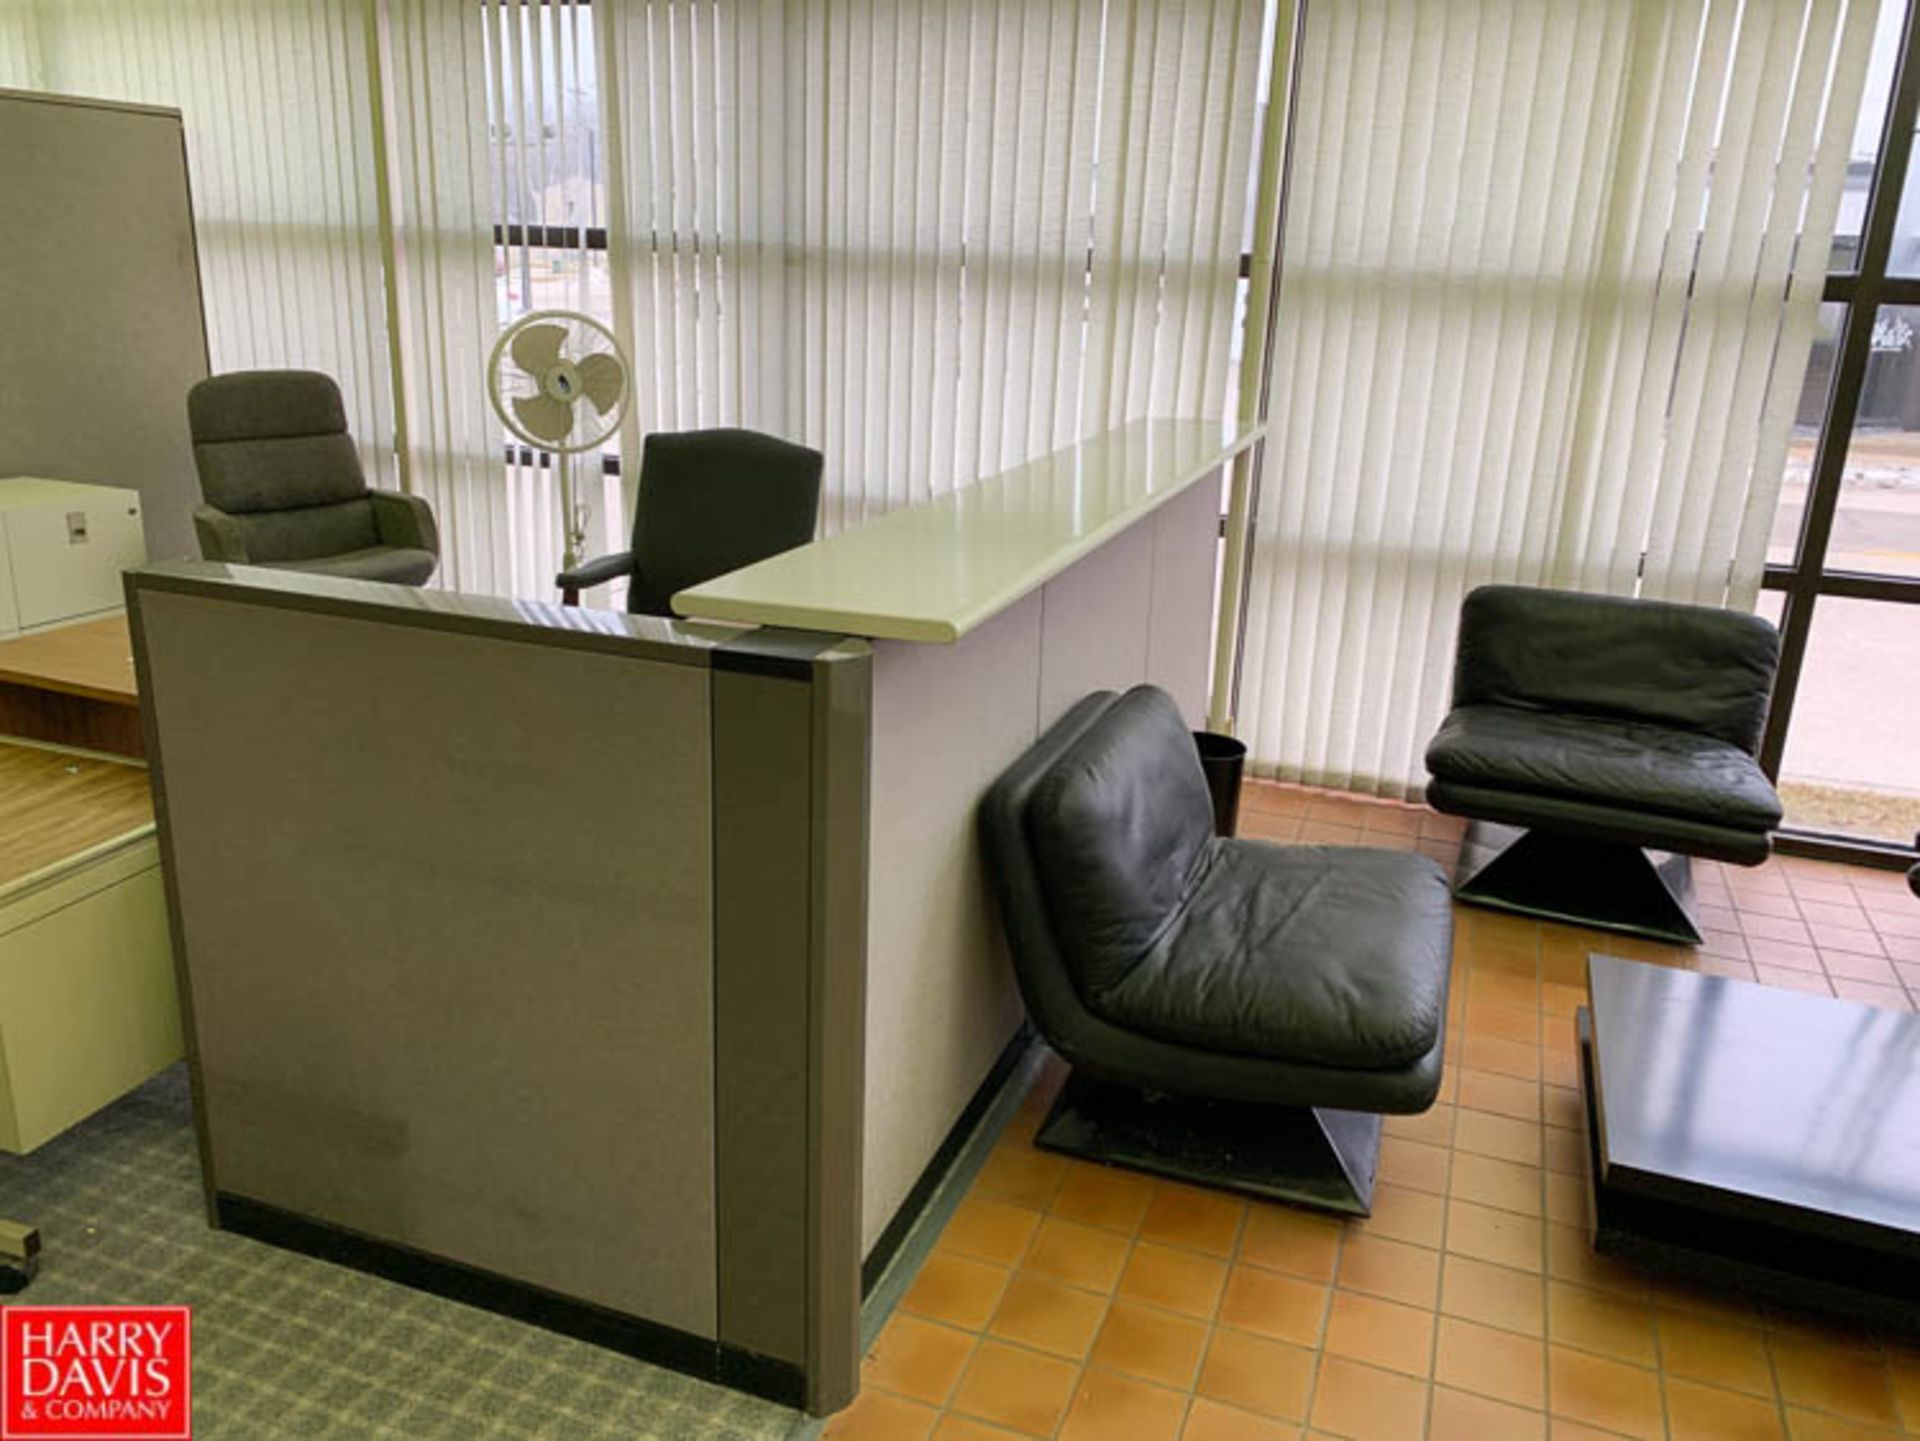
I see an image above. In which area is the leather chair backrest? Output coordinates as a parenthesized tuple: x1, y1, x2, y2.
(1452, 584, 1779, 755)
(980, 692, 1125, 1053)
(1023, 686, 1215, 997)
(627, 428, 824, 615)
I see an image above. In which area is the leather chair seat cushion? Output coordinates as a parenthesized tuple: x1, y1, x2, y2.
(1427, 703, 1782, 832)
(1092, 842, 1453, 1069)
(274, 546, 439, 586)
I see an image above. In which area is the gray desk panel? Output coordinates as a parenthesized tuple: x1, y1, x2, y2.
(136, 588, 719, 1335)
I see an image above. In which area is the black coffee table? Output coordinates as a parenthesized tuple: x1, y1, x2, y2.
(1578, 954, 1920, 1328)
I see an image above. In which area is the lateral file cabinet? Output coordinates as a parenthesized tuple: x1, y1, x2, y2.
(0, 478, 147, 641)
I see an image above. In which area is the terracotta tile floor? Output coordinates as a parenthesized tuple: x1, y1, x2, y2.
(826, 781, 1920, 1440)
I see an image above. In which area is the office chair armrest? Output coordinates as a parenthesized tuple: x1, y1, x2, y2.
(369, 490, 440, 557)
(192, 505, 250, 564)
(555, 550, 633, 603)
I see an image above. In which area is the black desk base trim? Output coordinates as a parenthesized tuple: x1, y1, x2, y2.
(1575, 1012, 1920, 1334)
(1035, 1073, 1382, 1217)
(861, 1025, 1035, 1297)
(1456, 822, 1702, 946)
(214, 1192, 805, 1408)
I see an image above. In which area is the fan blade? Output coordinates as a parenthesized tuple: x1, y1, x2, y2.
(513, 393, 575, 446)
(509, 322, 567, 377)
(578, 352, 627, 416)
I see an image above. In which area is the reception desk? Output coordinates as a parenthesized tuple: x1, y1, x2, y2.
(127, 417, 1258, 1415)
(677, 417, 1258, 1265)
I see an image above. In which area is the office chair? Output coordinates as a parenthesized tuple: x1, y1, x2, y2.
(188, 370, 439, 586)
(556, 428, 822, 612)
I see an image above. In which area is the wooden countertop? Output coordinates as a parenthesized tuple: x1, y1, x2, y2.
(0, 615, 138, 705)
(672, 418, 1262, 643)
(0, 741, 153, 890)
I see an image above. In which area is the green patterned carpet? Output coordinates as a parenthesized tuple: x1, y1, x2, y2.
(0, 1067, 801, 1440)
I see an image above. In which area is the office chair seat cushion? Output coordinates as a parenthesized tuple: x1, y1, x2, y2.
(274, 546, 438, 586)
(215, 497, 381, 563)
(1093, 842, 1453, 1069)
(1427, 703, 1782, 832)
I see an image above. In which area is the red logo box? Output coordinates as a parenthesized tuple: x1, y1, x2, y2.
(1, 1308, 190, 1440)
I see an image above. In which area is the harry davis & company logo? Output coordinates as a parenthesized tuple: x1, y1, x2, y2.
(1, 1307, 191, 1440)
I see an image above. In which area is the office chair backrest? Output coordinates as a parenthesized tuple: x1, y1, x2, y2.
(188, 370, 379, 563)
(626, 428, 823, 615)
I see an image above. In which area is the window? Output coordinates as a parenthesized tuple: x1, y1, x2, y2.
(480, 0, 628, 598)
(1762, 0, 1920, 859)
(482, 0, 619, 469)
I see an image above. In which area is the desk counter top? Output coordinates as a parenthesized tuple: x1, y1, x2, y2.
(0, 615, 138, 705)
(672, 418, 1262, 643)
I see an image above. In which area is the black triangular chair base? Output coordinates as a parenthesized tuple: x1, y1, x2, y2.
(1034, 1071, 1383, 1217)
(1454, 820, 1701, 945)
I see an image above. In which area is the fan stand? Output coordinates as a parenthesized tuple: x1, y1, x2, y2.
(556, 450, 589, 574)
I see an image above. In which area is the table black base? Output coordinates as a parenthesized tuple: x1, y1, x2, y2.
(1456, 821, 1701, 945)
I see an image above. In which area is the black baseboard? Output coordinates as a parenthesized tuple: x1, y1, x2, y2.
(214, 1192, 804, 1409)
(860, 1025, 1035, 1297)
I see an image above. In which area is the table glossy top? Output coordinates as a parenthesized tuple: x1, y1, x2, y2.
(1588, 953, 1920, 1236)
(672, 418, 1262, 643)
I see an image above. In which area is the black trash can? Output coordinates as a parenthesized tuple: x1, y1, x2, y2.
(1193, 731, 1247, 838)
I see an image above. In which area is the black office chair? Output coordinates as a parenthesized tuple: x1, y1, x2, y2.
(556, 428, 823, 612)
(1425, 584, 1783, 945)
(981, 686, 1454, 1215)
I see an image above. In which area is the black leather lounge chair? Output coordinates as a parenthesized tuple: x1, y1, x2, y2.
(1425, 584, 1784, 945)
(981, 685, 1454, 1216)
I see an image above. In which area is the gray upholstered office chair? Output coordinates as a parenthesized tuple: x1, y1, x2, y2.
(1425, 584, 1783, 944)
(188, 370, 439, 586)
(556, 428, 822, 611)
(981, 685, 1454, 1215)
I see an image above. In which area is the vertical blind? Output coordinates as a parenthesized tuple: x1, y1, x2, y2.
(0, 3, 40, 86)
(1234, 0, 1874, 798)
(5, 0, 1272, 587)
(599, 0, 1267, 533)
(481, 0, 626, 597)
(380, 0, 511, 596)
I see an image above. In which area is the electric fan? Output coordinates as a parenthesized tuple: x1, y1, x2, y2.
(486, 309, 631, 571)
